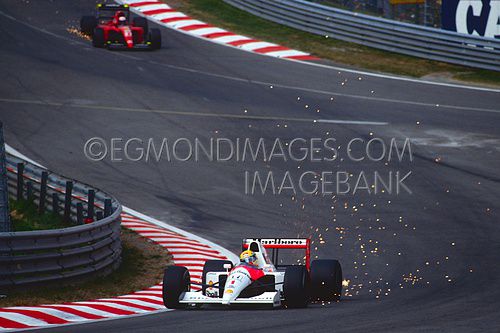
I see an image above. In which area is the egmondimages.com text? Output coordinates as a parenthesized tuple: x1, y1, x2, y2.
(84, 137, 413, 196)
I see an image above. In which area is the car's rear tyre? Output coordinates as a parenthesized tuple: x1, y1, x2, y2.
(283, 265, 310, 308)
(202, 259, 233, 295)
(162, 266, 190, 309)
(310, 259, 343, 302)
(92, 28, 105, 48)
(133, 17, 148, 35)
(148, 28, 161, 50)
(80, 16, 97, 36)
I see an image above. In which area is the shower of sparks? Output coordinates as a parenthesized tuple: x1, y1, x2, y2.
(67, 26, 91, 40)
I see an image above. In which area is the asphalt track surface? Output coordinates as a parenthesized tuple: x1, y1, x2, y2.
(1, 1, 500, 332)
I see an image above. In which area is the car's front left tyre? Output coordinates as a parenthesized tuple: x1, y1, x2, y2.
(92, 28, 105, 48)
(162, 266, 190, 309)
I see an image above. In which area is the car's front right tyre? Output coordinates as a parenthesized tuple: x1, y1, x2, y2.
(80, 16, 97, 36)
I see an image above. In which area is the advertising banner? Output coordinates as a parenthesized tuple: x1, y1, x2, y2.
(442, 0, 500, 38)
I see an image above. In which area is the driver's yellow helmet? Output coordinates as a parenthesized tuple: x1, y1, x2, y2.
(240, 250, 258, 265)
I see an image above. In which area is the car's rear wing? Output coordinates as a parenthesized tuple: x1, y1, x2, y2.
(242, 238, 311, 270)
(96, 3, 130, 20)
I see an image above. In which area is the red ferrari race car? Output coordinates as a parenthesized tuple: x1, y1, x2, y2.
(80, 3, 161, 50)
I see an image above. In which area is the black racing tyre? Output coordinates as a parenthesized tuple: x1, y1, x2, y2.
(92, 27, 105, 48)
(148, 28, 161, 50)
(80, 16, 97, 36)
(202, 259, 233, 295)
(162, 266, 190, 309)
(310, 259, 343, 302)
(283, 265, 310, 308)
(133, 17, 148, 35)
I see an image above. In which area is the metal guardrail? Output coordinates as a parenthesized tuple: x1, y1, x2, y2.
(224, 0, 500, 71)
(0, 154, 122, 290)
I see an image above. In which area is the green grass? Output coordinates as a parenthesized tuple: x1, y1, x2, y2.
(454, 69, 500, 86)
(171, 0, 500, 86)
(9, 199, 70, 231)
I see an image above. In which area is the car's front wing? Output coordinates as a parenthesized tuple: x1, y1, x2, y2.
(179, 291, 281, 307)
(106, 42, 153, 50)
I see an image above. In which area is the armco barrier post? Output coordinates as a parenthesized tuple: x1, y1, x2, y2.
(38, 171, 48, 214)
(96, 211, 103, 220)
(0, 122, 10, 232)
(76, 202, 83, 225)
(16, 163, 24, 201)
(104, 198, 111, 217)
(26, 181, 33, 201)
(87, 189, 95, 219)
(63, 181, 73, 223)
(52, 192, 59, 215)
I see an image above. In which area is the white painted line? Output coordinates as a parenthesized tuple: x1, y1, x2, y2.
(212, 35, 250, 44)
(167, 19, 205, 29)
(152, 12, 186, 20)
(117, 295, 163, 301)
(3, 308, 86, 322)
(291, 60, 500, 93)
(0, 313, 49, 327)
(135, 4, 170, 12)
(67, 302, 143, 313)
(238, 42, 277, 51)
(190, 27, 226, 36)
(125, 0, 155, 4)
(42, 305, 126, 317)
(96, 299, 163, 309)
(316, 119, 389, 125)
(266, 50, 310, 58)
(131, 291, 163, 296)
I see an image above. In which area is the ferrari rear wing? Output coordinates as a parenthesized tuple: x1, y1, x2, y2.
(242, 238, 311, 270)
(96, 3, 130, 20)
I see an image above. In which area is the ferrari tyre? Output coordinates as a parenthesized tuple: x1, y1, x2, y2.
(283, 265, 310, 308)
(202, 260, 233, 295)
(133, 17, 148, 35)
(80, 16, 97, 36)
(162, 266, 190, 309)
(148, 28, 161, 50)
(92, 28, 105, 48)
(310, 259, 343, 301)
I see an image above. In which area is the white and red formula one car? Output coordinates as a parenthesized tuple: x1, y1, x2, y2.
(162, 238, 343, 309)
